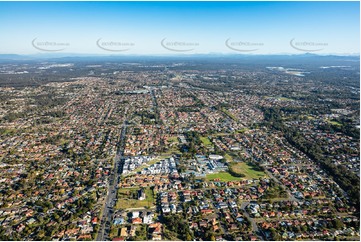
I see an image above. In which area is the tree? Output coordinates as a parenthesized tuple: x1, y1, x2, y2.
(333, 219, 344, 229)
(186, 232, 193, 241)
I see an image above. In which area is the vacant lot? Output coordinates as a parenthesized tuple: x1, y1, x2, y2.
(236, 128, 249, 133)
(327, 119, 342, 126)
(115, 187, 154, 209)
(200, 136, 212, 146)
(167, 136, 179, 143)
(224, 153, 234, 162)
(206, 171, 242, 182)
(230, 162, 266, 179)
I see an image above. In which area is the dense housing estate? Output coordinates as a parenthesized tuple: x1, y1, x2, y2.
(0, 57, 359, 241)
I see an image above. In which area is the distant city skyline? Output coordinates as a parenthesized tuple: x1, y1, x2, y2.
(0, 1, 359, 55)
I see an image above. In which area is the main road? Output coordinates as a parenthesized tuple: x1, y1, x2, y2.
(96, 119, 128, 241)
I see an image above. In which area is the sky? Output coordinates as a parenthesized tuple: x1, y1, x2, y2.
(0, 1, 359, 55)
